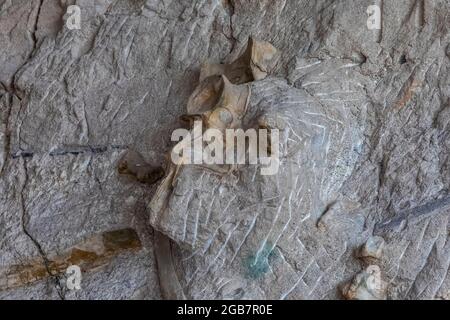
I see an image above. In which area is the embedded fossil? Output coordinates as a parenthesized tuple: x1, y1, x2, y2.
(147, 38, 368, 299)
(0, 229, 141, 291)
(149, 38, 282, 299)
(153, 231, 186, 300)
(1, 0, 449, 301)
(150, 38, 278, 223)
(150, 75, 253, 226)
(357, 236, 385, 262)
(199, 37, 280, 85)
(342, 265, 387, 300)
(184, 75, 250, 131)
(149, 39, 280, 233)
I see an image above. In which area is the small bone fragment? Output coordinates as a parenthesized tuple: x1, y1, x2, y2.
(342, 265, 387, 300)
(358, 236, 385, 261)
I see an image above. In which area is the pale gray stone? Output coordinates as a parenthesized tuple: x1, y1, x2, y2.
(0, 0, 449, 300)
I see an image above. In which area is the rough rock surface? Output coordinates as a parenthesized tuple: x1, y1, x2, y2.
(0, 0, 449, 299)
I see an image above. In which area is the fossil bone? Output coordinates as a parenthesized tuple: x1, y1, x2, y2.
(199, 37, 280, 84)
(185, 75, 250, 131)
(149, 58, 254, 239)
(149, 75, 251, 226)
(153, 231, 186, 300)
(342, 265, 387, 300)
(147, 37, 368, 299)
(357, 236, 385, 262)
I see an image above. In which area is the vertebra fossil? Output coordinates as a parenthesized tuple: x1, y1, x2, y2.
(199, 37, 280, 85)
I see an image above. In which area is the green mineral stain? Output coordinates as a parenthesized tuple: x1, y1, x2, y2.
(244, 242, 279, 279)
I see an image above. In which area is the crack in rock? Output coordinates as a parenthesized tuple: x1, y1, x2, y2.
(19, 158, 66, 299)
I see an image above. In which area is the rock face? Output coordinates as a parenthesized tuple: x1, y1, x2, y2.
(0, 0, 449, 300)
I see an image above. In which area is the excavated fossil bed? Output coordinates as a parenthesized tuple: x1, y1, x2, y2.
(0, 0, 449, 300)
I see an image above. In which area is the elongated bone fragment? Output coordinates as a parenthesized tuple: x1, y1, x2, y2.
(153, 231, 186, 300)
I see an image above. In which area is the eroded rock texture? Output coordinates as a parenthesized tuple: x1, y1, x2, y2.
(0, 0, 449, 300)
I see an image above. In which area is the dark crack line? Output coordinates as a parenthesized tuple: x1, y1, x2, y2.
(31, 0, 43, 54)
(0, 94, 13, 176)
(376, 154, 388, 205)
(11, 145, 128, 159)
(374, 195, 450, 234)
(9, 0, 44, 98)
(223, 0, 237, 54)
(20, 158, 66, 300)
